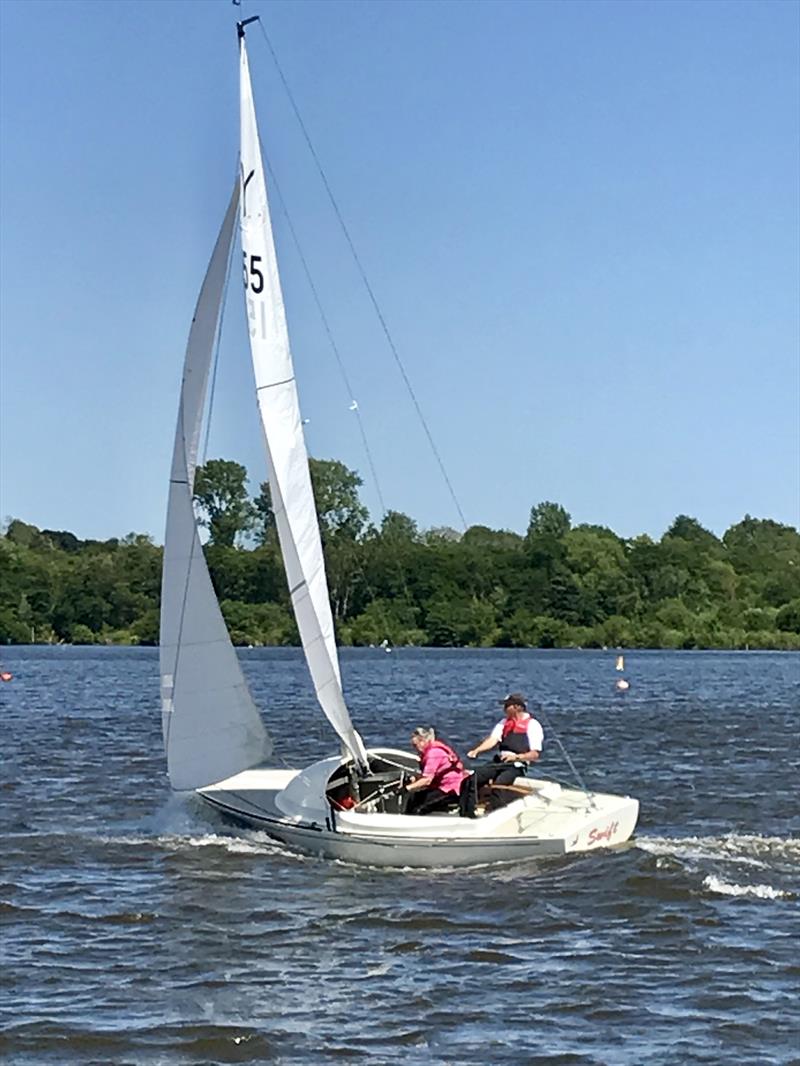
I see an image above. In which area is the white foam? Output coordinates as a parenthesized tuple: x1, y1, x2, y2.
(702, 875, 792, 901)
(638, 833, 800, 867)
(178, 830, 296, 858)
(97, 828, 297, 860)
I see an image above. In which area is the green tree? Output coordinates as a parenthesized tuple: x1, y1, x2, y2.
(344, 598, 425, 646)
(564, 526, 634, 623)
(254, 458, 368, 547)
(42, 529, 81, 552)
(422, 526, 462, 545)
(526, 501, 571, 540)
(664, 515, 723, 554)
(130, 608, 160, 645)
(424, 594, 498, 647)
(194, 459, 254, 547)
(776, 599, 800, 633)
(462, 525, 523, 551)
(380, 510, 419, 543)
(220, 600, 296, 645)
(5, 519, 46, 549)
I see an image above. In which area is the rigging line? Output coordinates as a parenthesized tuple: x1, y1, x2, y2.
(256, 20, 468, 531)
(536, 706, 597, 809)
(263, 163, 414, 625)
(263, 158, 388, 518)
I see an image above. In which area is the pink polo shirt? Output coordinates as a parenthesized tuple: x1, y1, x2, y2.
(420, 742, 468, 795)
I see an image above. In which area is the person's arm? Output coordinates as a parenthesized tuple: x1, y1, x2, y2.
(499, 748, 540, 763)
(405, 747, 443, 792)
(467, 734, 498, 759)
(405, 773, 434, 792)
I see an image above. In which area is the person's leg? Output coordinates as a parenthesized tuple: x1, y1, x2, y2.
(460, 764, 498, 817)
(486, 766, 520, 810)
(406, 788, 449, 815)
(412, 788, 452, 815)
(474, 764, 499, 788)
(459, 773, 477, 817)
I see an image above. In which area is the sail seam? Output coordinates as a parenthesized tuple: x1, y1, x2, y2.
(256, 377, 295, 391)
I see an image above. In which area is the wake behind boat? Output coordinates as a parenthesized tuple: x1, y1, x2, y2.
(158, 19, 639, 868)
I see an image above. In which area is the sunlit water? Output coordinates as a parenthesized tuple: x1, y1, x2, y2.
(1, 647, 798, 1064)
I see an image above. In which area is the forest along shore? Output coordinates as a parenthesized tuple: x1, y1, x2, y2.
(2, 457, 799, 650)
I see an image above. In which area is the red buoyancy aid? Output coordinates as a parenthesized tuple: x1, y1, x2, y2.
(423, 739, 465, 788)
(502, 711, 531, 738)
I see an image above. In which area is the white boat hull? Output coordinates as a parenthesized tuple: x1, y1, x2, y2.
(197, 749, 639, 868)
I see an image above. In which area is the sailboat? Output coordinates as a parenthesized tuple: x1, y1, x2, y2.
(158, 19, 639, 868)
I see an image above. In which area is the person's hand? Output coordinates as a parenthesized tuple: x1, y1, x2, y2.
(467, 749, 478, 759)
(500, 751, 516, 762)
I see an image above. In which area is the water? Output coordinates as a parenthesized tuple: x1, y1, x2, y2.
(1, 647, 798, 1065)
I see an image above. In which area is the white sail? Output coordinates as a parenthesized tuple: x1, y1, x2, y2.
(160, 181, 272, 791)
(239, 39, 367, 767)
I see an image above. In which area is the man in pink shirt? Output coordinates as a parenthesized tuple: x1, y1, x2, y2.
(404, 726, 468, 815)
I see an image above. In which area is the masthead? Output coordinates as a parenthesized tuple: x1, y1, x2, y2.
(237, 16, 260, 40)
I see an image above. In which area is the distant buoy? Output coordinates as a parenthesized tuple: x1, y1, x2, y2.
(615, 655, 624, 671)
(615, 678, 630, 692)
(0, 672, 12, 682)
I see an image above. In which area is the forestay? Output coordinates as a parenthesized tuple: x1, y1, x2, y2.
(160, 182, 272, 791)
(239, 38, 367, 768)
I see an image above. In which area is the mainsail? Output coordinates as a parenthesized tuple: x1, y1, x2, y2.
(160, 182, 272, 791)
(239, 37, 367, 767)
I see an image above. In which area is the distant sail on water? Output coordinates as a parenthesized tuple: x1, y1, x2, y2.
(616, 655, 625, 671)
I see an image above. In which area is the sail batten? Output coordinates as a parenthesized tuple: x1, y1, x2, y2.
(160, 180, 272, 791)
(238, 39, 366, 767)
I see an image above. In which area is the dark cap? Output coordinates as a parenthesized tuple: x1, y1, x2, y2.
(501, 693, 527, 710)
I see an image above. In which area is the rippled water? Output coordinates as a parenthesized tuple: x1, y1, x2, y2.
(2, 647, 798, 1064)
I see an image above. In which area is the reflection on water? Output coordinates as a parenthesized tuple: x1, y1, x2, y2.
(1, 647, 798, 1064)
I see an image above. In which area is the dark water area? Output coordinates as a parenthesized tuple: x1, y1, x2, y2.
(1, 646, 798, 1065)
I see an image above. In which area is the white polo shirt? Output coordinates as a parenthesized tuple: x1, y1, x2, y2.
(490, 716, 544, 752)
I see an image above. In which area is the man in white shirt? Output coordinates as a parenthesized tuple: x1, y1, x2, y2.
(459, 694, 544, 817)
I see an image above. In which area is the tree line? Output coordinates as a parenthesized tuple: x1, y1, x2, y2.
(2, 457, 799, 649)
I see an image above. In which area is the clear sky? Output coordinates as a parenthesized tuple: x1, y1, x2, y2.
(1, 0, 798, 543)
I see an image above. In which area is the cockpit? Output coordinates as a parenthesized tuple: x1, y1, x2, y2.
(325, 749, 419, 815)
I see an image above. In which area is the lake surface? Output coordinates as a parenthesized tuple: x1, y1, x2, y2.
(1, 647, 798, 1065)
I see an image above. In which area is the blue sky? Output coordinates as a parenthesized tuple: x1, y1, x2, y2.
(1, 0, 798, 543)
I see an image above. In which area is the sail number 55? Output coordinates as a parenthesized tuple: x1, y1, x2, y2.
(243, 253, 264, 294)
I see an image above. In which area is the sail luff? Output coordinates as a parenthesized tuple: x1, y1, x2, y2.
(238, 39, 367, 767)
(160, 180, 272, 791)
